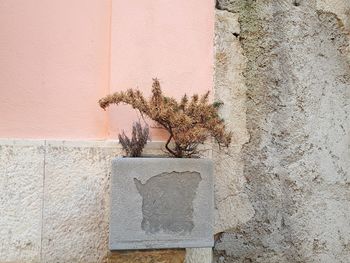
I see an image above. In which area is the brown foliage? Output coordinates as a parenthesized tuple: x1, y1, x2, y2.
(99, 79, 232, 158)
(118, 121, 150, 157)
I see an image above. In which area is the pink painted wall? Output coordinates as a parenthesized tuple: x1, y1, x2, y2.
(109, 0, 214, 139)
(0, 0, 111, 139)
(0, 0, 214, 140)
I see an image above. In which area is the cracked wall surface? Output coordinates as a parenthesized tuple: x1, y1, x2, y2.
(214, 0, 350, 262)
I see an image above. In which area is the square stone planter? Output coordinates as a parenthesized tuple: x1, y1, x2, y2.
(109, 157, 214, 250)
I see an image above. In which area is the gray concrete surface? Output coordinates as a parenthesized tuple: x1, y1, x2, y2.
(109, 157, 214, 250)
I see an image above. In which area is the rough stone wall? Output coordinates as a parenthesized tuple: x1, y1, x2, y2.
(214, 0, 350, 262)
(213, 9, 255, 234)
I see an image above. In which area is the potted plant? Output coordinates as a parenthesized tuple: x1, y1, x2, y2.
(99, 79, 231, 250)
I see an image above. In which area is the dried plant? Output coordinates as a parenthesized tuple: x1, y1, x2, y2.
(118, 121, 150, 157)
(99, 79, 232, 158)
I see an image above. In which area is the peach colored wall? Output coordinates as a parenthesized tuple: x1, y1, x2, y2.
(0, 0, 111, 139)
(0, 0, 214, 140)
(109, 0, 214, 139)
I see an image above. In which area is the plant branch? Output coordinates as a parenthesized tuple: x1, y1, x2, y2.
(98, 79, 232, 158)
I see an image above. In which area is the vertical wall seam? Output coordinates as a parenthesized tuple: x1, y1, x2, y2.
(106, 0, 113, 139)
(39, 140, 47, 263)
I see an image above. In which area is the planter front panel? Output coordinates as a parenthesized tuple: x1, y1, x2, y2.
(109, 158, 214, 250)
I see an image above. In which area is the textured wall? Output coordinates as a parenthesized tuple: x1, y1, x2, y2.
(214, 0, 350, 262)
(213, 9, 254, 235)
(0, 140, 45, 262)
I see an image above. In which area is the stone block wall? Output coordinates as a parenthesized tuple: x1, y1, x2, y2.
(0, 140, 120, 262)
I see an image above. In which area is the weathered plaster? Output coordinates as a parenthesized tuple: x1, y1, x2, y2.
(317, 0, 350, 31)
(214, 0, 350, 262)
(317, 0, 350, 60)
(213, 10, 254, 234)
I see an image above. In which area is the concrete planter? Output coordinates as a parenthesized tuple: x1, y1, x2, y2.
(109, 157, 214, 250)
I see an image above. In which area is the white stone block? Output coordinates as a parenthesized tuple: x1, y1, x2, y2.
(0, 142, 45, 262)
